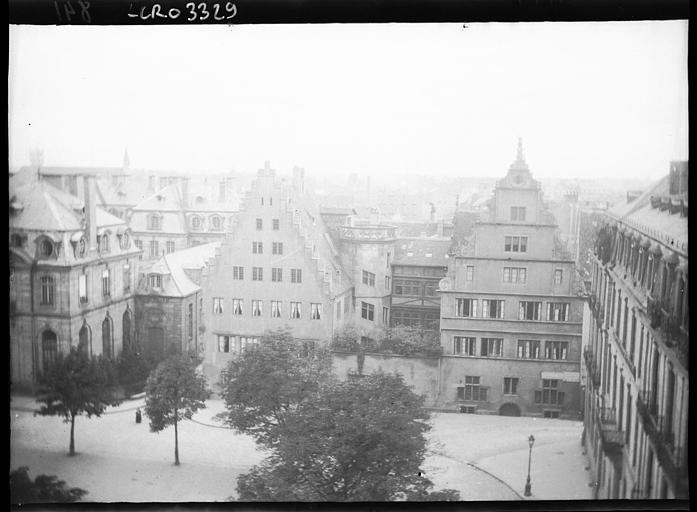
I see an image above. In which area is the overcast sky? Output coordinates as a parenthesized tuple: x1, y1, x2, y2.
(8, 21, 688, 181)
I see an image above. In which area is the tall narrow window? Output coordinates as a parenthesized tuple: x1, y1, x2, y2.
(123, 264, 131, 293)
(272, 242, 284, 255)
(102, 316, 113, 359)
(149, 240, 159, 258)
(232, 298, 243, 315)
(256, 218, 263, 230)
(40, 276, 55, 306)
(102, 269, 111, 297)
(545, 341, 569, 360)
(272, 268, 283, 282)
(78, 273, 88, 304)
(554, 269, 563, 285)
(271, 301, 282, 318)
(252, 267, 263, 281)
(252, 300, 263, 317)
(482, 299, 505, 319)
(187, 304, 193, 338)
(517, 339, 541, 359)
(311, 303, 322, 320)
(291, 268, 302, 283)
(273, 219, 280, 230)
(166, 241, 176, 254)
(511, 206, 526, 221)
(361, 302, 375, 321)
(252, 242, 263, 254)
(519, 301, 541, 320)
(362, 271, 376, 287)
(233, 266, 244, 280)
(213, 297, 224, 314)
(41, 330, 58, 372)
(290, 301, 302, 319)
(466, 265, 474, 281)
(78, 324, 91, 356)
(547, 302, 570, 321)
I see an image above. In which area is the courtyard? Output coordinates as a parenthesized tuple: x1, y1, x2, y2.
(10, 393, 593, 502)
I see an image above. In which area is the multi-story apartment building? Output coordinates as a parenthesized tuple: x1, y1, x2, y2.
(200, 164, 354, 382)
(390, 238, 451, 330)
(135, 241, 220, 359)
(437, 141, 584, 417)
(10, 172, 141, 388)
(583, 161, 688, 499)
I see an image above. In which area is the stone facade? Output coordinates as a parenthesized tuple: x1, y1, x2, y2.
(436, 140, 584, 418)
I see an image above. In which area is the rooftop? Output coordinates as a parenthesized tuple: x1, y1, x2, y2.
(146, 241, 221, 297)
(393, 237, 452, 267)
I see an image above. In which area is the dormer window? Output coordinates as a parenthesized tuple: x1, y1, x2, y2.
(210, 216, 222, 231)
(191, 216, 202, 231)
(148, 274, 162, 288)
(99, 234, 110, 253)
(148, 214, 162, 231)
(40, 239, 54, 258)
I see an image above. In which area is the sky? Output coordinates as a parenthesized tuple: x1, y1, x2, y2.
(8, 21, 688, 181)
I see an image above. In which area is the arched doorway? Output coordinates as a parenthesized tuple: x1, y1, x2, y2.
(499, 403, 522, 417)
(78, 323, 91, 356)
(41, 330, 58, 372)
(102, 315, 113, 358)
(122, 309, 132, 351)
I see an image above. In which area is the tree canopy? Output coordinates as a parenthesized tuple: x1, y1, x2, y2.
(10, 467, 87, 504)
(217, 328, 332, 446)
(35, 347, 120, 456)
(144, 353, 211, 465)
(236, 372, 459, 501)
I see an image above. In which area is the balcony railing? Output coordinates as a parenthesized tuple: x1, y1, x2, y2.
(338, 225, 397, 242)
(646, 296, 689, 369)
(598, 407, 625, 454)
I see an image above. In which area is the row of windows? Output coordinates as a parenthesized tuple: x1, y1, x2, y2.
(455, 298, 571, 321)
(217, 335, 259, 353)
(252, 241, 284, 255)
(359, 301, 390, 325)
(393, 279, 438, 296)
(452, 337, 570, 360)
(504, 236, 528, 253)
(212, 298, 323, 319)
(462, 266, 563, 285)
(39, 265, 131, 307)
(255, 218, 280, 230)
(134, 240, 177, 258)
(456, 376, 564, 406)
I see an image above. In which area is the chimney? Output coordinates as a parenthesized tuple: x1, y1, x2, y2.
(148, 175, 155, 192)
(181, 177, 189, 209)
(83, 175, 98, 251)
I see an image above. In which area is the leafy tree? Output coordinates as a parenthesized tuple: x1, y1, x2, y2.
(144, 353, 211, 465)
(10, 467, 87, 503)
(218, 328, 332, 446)
(116, 345, 159, 397)
(379, 326, 442, 357)
(35, 348, 120, 456)
(236, 373, 460, 501)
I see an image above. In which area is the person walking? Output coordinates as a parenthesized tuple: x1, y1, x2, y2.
(135, 408, 142, 424)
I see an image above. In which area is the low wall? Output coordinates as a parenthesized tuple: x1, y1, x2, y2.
(331, 351, 441, 407)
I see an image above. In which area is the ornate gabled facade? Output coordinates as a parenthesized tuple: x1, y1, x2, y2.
(436, 140, 584, 417)
(10, 173, 141, 388)
(200, 163, 354, 383)
(584, 161, 688, 499)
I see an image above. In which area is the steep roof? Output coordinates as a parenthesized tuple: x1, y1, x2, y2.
(9, 179, 125, 232)
(145, 242, 221, 297)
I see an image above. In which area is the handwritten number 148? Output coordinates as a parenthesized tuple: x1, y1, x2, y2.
(54, 0, 91, 22)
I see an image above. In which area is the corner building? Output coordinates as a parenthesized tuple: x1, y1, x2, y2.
(437, 141, 584, 417)
(201, 165, 354, 382)
(583, 161, 688, 499)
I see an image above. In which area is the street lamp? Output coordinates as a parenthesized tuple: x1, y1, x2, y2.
(524, 434, 535, 497)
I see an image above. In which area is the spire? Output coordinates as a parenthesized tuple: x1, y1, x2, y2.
(516, 137, 525, 163)
(123, 147, 130, 169)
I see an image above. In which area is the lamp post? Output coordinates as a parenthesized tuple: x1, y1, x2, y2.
(524, 435, 535, 497)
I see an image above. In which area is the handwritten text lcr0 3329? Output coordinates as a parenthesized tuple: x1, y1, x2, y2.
(127, 2, 237, 21)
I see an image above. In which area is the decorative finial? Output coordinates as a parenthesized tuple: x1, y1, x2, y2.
(517, 137, 525, 163)
(123, 147, 130, 169)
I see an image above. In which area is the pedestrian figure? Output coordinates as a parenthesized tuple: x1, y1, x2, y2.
(135, 408, 142, 424)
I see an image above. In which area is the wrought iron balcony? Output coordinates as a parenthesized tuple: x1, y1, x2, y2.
(646, 296, 689, 370)
(598, 407, 625, 454)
